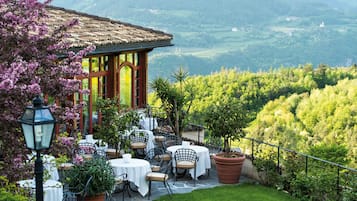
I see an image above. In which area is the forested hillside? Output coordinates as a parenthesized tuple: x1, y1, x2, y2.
(52, 0, 357, 79)
(149, 64, 357, 167)
(247, 79, 357, 167)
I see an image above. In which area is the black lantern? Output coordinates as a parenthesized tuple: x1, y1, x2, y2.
(19, 96, 56, 150)
(19, 95, 56, 201)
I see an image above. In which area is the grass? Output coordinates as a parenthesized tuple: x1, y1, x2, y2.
(155, 183, 298, 201)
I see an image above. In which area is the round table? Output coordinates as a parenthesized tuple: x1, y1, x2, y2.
(17, 179, 63, 201)
(167, 145, 211, 179)
(109, 158, 151, 196)
(139, 117, 158, 130)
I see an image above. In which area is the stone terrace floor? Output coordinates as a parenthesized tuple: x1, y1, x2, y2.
(109, 157, 252, 201)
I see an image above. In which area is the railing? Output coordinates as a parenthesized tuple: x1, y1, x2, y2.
(239, 137, 356, 200)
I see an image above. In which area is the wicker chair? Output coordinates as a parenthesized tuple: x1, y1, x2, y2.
(174, 148, 198, 186)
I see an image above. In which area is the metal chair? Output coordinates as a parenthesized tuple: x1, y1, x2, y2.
(154, 135, 166, 148)
(145, 148, 166, 172)
(93, 149, 107, 159)
(63, 176, 93, 201)
(77, 142, 96, 154)
(106, 172, 128, 201)
(174, 148, 198, 186)
(163, 133, 182, 149)
(146, 160, 173, 200)
(129, 130, 149, 158)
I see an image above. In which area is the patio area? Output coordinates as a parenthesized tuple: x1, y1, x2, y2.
(110, 156, 252, 201)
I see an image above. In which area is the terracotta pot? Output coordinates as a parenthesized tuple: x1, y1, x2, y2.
(84, 193, 105, 201)
(213, 153, 245, 184)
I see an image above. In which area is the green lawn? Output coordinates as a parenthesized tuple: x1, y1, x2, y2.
(155, 183, 298, 201)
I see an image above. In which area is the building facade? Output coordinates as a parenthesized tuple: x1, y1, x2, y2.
(47, 6, 173, 134)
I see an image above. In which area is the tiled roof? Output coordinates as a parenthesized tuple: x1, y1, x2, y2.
(46, 6, 173, 52)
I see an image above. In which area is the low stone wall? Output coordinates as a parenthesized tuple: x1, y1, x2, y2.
(182, 129, 205, 143)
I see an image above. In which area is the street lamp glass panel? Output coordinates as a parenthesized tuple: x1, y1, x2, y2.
(34, 123, 54, 149)
(22, 108, 35, 121)
(34, 108, 54, 122)
(19, 102, 56, 150)
(22, 124, 35, 149)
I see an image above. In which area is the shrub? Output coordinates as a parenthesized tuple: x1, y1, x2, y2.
(290, 172, 339, 201)
(0, 176, 29, 201)
(65, 157, 115, 197)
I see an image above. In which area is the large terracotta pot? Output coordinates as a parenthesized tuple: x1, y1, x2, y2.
(213, 153, 245, 184)
(84, 193, 105, 201)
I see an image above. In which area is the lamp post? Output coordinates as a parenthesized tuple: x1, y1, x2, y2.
(18, 96, 56, 201)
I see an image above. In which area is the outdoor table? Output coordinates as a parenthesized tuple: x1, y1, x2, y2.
(139, 117, 158, 130)
(167, 145, 211, 179)
(27, 154, 59, 181)
(17, 179, 63, 201)
(109, 158, 151, 196)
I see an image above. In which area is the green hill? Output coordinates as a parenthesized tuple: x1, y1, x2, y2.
(149, 65, 357, 167)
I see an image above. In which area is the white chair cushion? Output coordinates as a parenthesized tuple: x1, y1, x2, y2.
(146, 172, 168, 182)
(176, 161, 195, 169)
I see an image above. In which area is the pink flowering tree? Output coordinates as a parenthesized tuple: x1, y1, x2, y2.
(0, 0, 94, 181)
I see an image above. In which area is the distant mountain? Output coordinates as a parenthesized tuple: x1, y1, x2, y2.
(51, 0, 357, 79)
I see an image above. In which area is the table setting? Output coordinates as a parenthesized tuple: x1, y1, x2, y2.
(167, 142, 211, 179)
(109, 156, 152, 196)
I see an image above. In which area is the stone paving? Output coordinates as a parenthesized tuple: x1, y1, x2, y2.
(109, 159, 251, 201)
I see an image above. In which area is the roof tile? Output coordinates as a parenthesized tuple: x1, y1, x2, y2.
(46, 6, 173, 49)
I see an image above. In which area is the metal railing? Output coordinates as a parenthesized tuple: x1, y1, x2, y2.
(240, 137, 356, 200)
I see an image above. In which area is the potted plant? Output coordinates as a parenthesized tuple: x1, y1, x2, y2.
(95, 98, 141, 156)
(204, 97, 249, 184)
(64, 157, 115, 201)
(94, 98, 121, 153)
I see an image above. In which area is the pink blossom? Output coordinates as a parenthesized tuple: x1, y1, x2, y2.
(73, 154, 84, 165)
(0, 0, 94, 181)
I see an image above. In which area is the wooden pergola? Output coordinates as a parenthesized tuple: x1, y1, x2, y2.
(47, 6, 173, 134)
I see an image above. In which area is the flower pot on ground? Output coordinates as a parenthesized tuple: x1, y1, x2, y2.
(204, 97, 249, 184)
(213, 152, 246, 184)
(83, 193, 106, 201)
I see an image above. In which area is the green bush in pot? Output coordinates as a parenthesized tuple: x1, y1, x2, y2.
(204, 97, 249, 153)
(64, 157, 115, 198)
(204, 97, 249, 184)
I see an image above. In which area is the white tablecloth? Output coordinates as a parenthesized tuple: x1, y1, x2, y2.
(27, 154, 59, 181)
(109, 158, 151, 196)
(167, 145, 211, 179)
(17, 179, 63, 201)
(139, 117, 158, 130)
